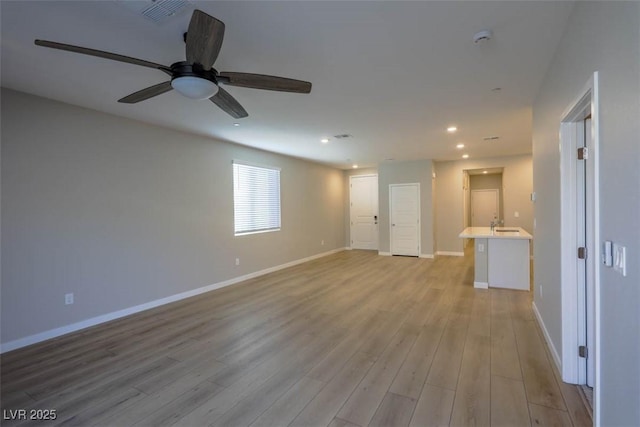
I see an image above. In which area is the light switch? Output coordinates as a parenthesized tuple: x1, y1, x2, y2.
(613, 243, 627, 277)
(603, 241, 613, 267)
(514, 211, 520, 218)
(478, 243, 485, 253)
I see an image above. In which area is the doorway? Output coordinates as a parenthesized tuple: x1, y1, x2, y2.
(471, 189, 499, 227)
(463, 168, 504, 231)
(559, 72, 599, 418)
(350, 174, 379, 250)
(389, 183, 420, 256)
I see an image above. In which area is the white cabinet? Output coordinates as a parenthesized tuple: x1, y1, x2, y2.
(459, 227, 532, 291)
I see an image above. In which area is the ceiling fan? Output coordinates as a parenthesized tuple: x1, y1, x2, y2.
(34, 9, 312, 119)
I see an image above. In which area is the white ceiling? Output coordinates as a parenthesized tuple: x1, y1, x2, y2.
(1, 1, 574, 169)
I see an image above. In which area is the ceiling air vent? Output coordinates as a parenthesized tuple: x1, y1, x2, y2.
(334, 134, 352, 139)
(143, 0, 189, 23)
(118, 0, 191, 24)
(483, 136, 500, 141)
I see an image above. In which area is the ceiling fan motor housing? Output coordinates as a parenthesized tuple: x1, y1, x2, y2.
(170, 62, 217, 81)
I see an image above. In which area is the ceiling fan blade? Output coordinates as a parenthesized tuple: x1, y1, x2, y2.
(210, 87, 248, 119)
(34, 40, 173, 76)
(118, 81, 173, 104)
(186, 10, 225, 69)
(218, 72, 312, 93)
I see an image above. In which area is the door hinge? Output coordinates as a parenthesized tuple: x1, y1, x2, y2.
(578, 247, 587, 259)
(577, 147, 589, 160)
(579, 345, 588, 358)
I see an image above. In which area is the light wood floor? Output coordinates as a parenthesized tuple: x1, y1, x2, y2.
(1, 250, 592, 427)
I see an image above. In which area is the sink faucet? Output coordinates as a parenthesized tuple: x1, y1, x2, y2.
(490, 219, 504, 231)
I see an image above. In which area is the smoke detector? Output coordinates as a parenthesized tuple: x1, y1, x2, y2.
(473, 30, 493, 44)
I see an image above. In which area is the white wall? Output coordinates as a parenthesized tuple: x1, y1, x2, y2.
(434, 155, 533, 254)
(532, 3, 639, 425)
(1, 89, 345, 347)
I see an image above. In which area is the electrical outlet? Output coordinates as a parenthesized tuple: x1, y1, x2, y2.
(65, 293, 74, 305)
(478, 243, 485, 253)
(235, 258, 240, 266)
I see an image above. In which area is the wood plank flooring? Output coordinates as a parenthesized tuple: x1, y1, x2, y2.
(1, 249, 592, 426)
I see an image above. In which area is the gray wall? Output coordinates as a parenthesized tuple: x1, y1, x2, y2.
(1, 89, 345, 344)
(378, 160, 434, 256)
(434, 155, 533, 254)
(532, 2, 639, 425)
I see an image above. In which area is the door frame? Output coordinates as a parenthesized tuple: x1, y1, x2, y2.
(470, 189, 500, 227)
(349, 174, 379, 250)
(389, 183, 420, 256)
(559, 72, 600, 423)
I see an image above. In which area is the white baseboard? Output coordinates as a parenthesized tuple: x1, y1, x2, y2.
(474, 281, 489, 289)
(0, 247, 347, 354)
(532, 301, 562, 372)
(378, 251, 391, 256)
(419, 254, 435, 259)
(436, 251, 464, 257)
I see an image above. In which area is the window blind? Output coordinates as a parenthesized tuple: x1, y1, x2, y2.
(233, 161, 281, 235)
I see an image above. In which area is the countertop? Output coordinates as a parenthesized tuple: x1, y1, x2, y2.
(459, 226, 533, 240)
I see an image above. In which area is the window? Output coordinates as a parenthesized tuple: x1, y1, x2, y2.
(233, 161, 281, 235)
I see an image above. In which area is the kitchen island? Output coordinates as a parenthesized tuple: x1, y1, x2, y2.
(458, 226, 533, 290)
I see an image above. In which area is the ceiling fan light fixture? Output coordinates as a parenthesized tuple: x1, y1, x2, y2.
(171, 76, 218, 99)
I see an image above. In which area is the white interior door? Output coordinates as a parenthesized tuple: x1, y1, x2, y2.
(350, 175, 378, 250)
(579, 117, 595, 388)
(471, 189, 499, 227)
(390, 184, 419, 256)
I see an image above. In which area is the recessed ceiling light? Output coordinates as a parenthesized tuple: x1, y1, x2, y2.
(320, 138, 329, 144)
(456, 143, 465, 149)
(447, 126, 458, 133)
(233, 123, 240, 127)
(352, 164, 359, 169)
(483, 170, 488, 174)
(462, 154, 469, 159)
